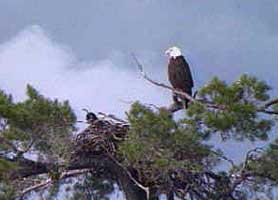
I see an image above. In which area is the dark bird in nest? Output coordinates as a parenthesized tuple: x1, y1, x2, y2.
(82, 109, 98, 123)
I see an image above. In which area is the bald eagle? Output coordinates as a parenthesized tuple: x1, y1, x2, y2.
(165, 46, 194, 108)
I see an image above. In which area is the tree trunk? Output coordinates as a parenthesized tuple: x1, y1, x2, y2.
(167, 191, 175, 200)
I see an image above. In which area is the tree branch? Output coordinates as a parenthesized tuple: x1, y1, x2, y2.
(6, 152, 148, 200)
(98, 112, 128, 124)
(131, 53, 196, 103)
(15, 168, 93, 199)
(131, 54, 278, 115)
(243, 147, 265, 170)
(228, 147, 266, 192)
(210, 150, 235, 169)
(131, 54, 230, 112)
(0, 136, 19, 153)
(105, 153, 149, 199)
(263, 98, 278, 108)
(256, 109, 278, 115)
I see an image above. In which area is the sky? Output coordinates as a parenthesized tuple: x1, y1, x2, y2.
(0, 0, 278, 115)
(0, 0, 278, 199)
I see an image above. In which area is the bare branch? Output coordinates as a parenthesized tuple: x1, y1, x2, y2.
(0, 136, 20, 153)
(17, 179, 52, 199)
(131, 54, 229, 113)
(15, 139, 36, 159)
(210, 150, 236, 169)
(120, 99, 161, 110)
(105, 153, 149, 200)
(98, 112, 128, 124)
(131, 54, 278, 116)
(256, 109, 278, 115)
(256, 98, 278, 114)
(16, 168, 93, 199)
(131, 53, 196, 103)
(244, 147, 265, 169)
(264, 98, 278, 108)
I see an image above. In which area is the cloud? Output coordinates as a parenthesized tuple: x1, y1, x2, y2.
(0, 25, 170, 122)
(1, 1, 278, 92)
(0, 25, 276, 168)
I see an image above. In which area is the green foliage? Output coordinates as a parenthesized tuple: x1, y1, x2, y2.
(271, 104, 278, 121)
(0, 85, 76, 163)
(0, 84, 77, 198)
(187, 75, 273, 141)
(70, 173, 115, 200)
(0, 90, 13, 119)
(119, 102, 217, 187)
(248, 139, 278, 183)
(46, 182, 61, 200)
(0, 159, 16, 180)
(0, 181, 14, 200)
(118, 75, 278, 198)
(0, 74, 277, 199)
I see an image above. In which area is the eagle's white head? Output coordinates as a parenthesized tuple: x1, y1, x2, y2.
(165, 46, 182, 59)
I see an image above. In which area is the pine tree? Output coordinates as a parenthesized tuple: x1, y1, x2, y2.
(1, 75, 278, 200)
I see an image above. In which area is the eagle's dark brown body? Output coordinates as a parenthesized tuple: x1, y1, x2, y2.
(168, 55, 194, 107)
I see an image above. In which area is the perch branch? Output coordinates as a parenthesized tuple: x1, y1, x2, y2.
(131, 53, 196, 103)
(132, 54, 227, 111)
(132, 54, 278, 115)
